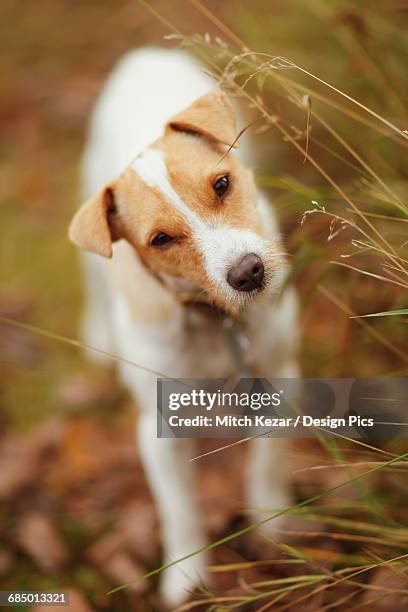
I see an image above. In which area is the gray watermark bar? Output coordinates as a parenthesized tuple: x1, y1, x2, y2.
(157, 377, 408, 439)
(0, 592, 69, 606)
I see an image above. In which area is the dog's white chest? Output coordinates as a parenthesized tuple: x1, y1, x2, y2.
(112, 296, 237, 380)
(111, 287, 298, 386)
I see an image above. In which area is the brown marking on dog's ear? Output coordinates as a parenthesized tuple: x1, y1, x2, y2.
(166, 91, 237, 147)
(68, 186, 116, 258)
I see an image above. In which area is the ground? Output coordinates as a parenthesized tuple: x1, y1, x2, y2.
(1, 1, 407, 610)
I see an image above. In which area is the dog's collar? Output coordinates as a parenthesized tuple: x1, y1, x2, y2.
(175, 289, 232, 319)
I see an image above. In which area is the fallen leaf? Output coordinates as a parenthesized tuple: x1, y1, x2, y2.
(16, 513, 69, 572)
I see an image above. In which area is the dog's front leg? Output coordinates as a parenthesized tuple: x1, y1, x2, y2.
(138, 413, 209, 608)
(246, 436, 293, 535)
(246, 360, 298, 542)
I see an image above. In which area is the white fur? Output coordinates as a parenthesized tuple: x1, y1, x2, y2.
(132, 148, 201, 226)
(80, 48, 299, 607)
(197, 226, 277, 304)
(82, 48, 217, 196)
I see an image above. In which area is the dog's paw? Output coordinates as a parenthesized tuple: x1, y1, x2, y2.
(160, 555, 209, 609)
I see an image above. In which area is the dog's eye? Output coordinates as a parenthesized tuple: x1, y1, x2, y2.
(151, 232, 174, 247)
(213, 175, 229, 198)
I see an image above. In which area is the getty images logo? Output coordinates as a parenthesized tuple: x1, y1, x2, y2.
(168, 388, 283, 412)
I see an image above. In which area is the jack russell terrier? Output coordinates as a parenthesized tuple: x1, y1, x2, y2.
(69, 47, 299, 607)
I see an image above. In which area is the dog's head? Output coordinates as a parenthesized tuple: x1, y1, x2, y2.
(69, 91, 284, 315)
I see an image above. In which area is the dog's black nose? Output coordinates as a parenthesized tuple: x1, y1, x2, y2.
(227, 253, 265, 292)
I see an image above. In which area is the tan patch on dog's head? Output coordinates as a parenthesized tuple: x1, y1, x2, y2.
(167, 91, 237, 147)
(69, 91, 284, 314)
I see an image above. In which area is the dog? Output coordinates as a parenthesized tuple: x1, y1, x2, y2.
(69, 47, 299, 607)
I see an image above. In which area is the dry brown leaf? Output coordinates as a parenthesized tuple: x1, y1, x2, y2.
(16, 512, 69, 573)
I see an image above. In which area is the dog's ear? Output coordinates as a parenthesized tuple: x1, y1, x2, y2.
(68, 185, 117, 258)
(166, 91, 237, 147)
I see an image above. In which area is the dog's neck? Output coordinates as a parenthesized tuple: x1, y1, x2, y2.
(147, 264, 254, 376)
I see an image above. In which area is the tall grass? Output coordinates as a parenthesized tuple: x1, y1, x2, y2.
(128, 1, 408, 608)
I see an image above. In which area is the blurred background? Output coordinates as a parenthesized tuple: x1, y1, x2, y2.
(1, 1, 407, 610)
